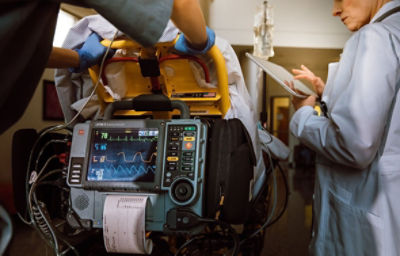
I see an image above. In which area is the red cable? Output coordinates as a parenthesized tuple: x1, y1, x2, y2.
(101, 55, 210, 85)
(101, 57, 139, 85)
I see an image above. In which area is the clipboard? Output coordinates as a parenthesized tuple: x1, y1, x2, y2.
(246, 53, 316, 98)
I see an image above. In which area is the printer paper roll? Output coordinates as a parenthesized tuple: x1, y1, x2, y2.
(103, 195, 153, 254)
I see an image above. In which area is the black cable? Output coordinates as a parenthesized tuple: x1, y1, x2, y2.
(174, 234, 206, 256)
(32, 188, 60, 254)
(266, 161, 289, 228)
(223, 221, 240, 256)
(174, 219, 240, 256)
(250, 156, 273, 209)
(240, 160, 289, 248)
(34, 139, 68, 172)
(31, 168, 81, 255)
(200, 218, 240, 255)
(24, 127, 70, 223)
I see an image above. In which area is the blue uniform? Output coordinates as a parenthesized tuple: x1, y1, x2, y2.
(0, 0, 173, 134)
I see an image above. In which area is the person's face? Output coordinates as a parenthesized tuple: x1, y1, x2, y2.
(332, 0, 376, 31)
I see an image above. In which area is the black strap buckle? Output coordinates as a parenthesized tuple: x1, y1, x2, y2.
(320, 101, 329, 118)
(138, 57, 160, 77)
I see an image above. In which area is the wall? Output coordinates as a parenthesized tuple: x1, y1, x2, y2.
(205, 0, 352, 48)
(235, 46, 342, 158)
(0, 69, 62, 185)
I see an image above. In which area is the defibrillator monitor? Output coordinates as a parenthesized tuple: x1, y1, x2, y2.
(66, 119, 208, 231)
(86, 127, 158, 183)
(67, 119, 207, 194)
(67, 120, 167, 191)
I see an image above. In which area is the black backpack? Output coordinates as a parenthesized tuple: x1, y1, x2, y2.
(205, 118, 256, 224)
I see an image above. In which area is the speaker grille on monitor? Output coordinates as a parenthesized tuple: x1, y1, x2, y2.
(74, 194, 89, 211)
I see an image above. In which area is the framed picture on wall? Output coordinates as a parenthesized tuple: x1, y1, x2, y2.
(43, 80, 64, 121)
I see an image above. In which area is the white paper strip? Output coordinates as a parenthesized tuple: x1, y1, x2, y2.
(103, 195, 153, 254)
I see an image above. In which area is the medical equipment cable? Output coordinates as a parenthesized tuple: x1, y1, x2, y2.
(30, 168, 61, 253)
(59, 29, 119, 128)
(249, 146, 274, 209)
(33, 193, 61, 256)
(174, 218, 239, 256)
(23, 132, 72, 224)
(266, 161, 289, 228)
(59, 237, 79, 256)
(28, 155, 59, 217)
(17, 212, 31, 225)
(22, 31, 118, 225)
(242, 156, 289, 246)
(174, 234, 206, 256)
(258, 121, 273, 144)
(34, 139, 69, 176)
(21, 32, 119, 256)
(240, 148, 277, 244)
(32, 167, 80, 256)
(27, 146, 68, 250)
(28, 155, 60, 254)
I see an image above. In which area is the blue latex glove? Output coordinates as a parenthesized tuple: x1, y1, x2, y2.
(71, 33, 112, 73)
(174, 27, 215, 55)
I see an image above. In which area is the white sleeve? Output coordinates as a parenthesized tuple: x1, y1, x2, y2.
(290, 24, 400, 169)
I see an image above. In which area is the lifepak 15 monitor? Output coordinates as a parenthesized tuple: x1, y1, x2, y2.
(66, 119, 207, 232)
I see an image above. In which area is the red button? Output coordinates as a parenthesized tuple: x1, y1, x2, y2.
(78, 129, 85, 135)
(185, 142, 193, 150)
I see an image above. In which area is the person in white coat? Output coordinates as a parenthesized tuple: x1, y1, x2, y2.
(288, 0, 400, 255)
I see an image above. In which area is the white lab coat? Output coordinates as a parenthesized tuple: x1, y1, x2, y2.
(290, 1, 400, 255)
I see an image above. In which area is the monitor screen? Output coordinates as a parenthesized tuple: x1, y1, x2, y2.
(87, 128, 158, 182)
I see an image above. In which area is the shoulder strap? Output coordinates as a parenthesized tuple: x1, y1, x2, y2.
(374, 6, 400, 23)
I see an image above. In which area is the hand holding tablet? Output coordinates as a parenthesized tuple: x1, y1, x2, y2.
(246, 53, 318, 99)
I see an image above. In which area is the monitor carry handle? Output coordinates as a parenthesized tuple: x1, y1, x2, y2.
(103, 94, 190, 120)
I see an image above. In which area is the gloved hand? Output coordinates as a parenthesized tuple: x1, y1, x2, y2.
(71, 33, 113, 73)
(174, 27, 215, 55)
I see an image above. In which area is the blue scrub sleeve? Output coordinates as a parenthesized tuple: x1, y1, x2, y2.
(76, 0, 174, 46)
(0, 1, 59, 134)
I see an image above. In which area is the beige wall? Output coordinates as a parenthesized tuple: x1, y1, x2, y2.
(205, 0, 351, 47)
(235, 46, 342, 155)
(0, 69, 62, 184)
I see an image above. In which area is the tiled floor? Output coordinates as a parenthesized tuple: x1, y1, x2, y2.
(4, 165, 315, 256)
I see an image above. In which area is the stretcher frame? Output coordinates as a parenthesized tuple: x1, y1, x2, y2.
(88, 35, 230, 119)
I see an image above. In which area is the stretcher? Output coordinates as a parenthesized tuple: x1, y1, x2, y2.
(88, 35, 231, 119)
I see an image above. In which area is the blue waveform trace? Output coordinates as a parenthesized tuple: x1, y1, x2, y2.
(103, 163, 156, 180)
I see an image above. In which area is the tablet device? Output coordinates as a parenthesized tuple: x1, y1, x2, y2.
(246, 53, 316, 98)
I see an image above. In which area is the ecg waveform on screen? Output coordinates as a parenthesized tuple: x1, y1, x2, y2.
(93, 152, 157, 164)
(105, 164, 156, 176)
(104, 136, 158, 143)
